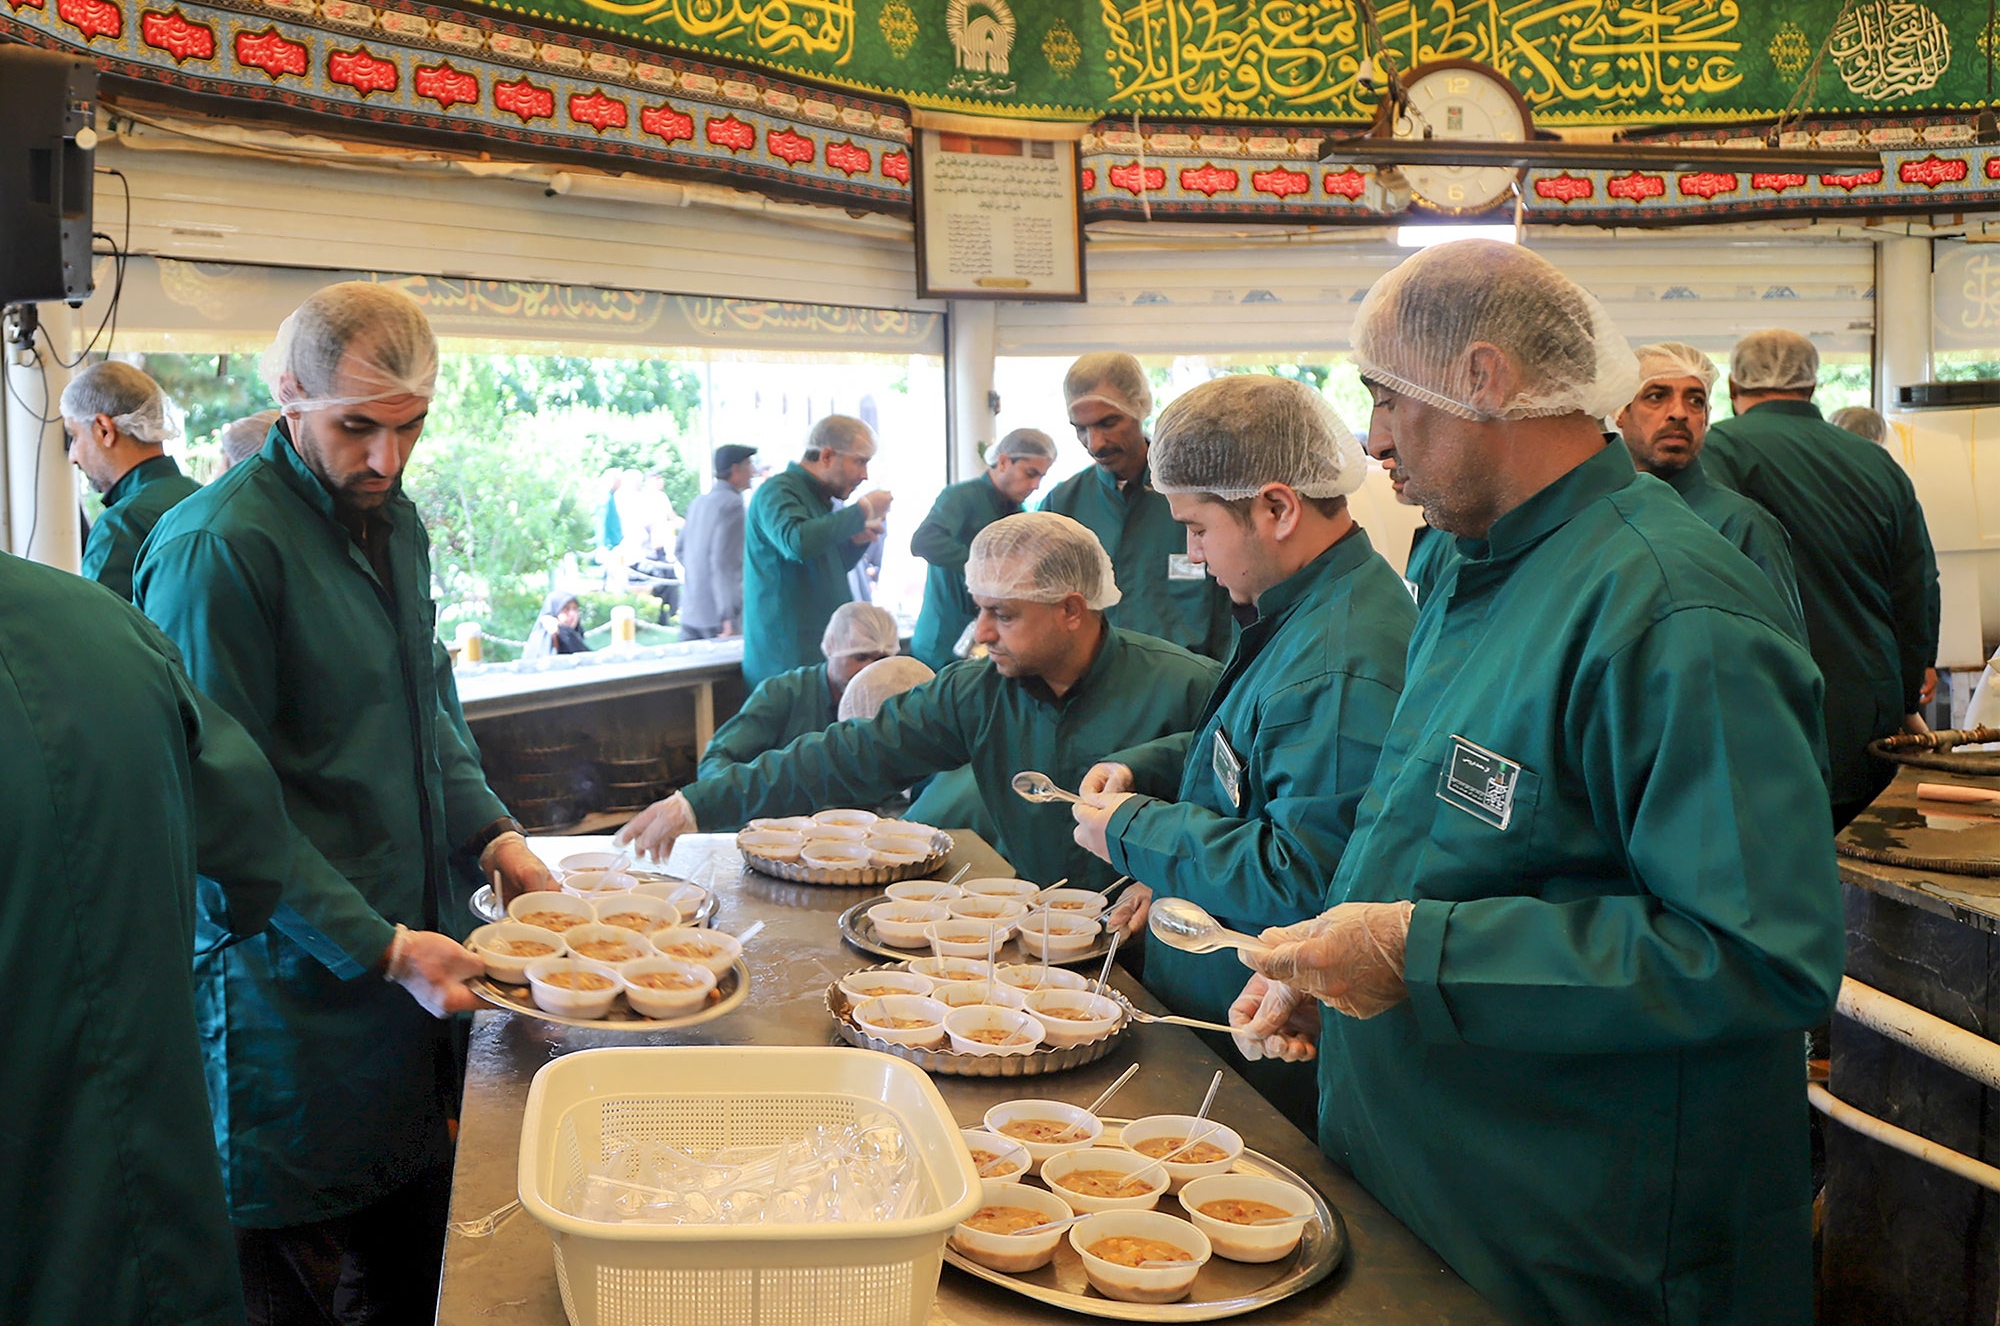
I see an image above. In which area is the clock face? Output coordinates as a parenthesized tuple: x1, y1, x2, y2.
(1392, 63, 1531, 215)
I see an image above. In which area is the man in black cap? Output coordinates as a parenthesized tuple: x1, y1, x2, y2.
(679, 444, 758, 641)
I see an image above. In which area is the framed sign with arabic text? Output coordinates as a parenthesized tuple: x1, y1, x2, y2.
(915, 130, 1085, 302)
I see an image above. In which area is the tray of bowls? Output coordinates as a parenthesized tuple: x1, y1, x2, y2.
(736, 809, 954, 886)
(466, 887, 749, 1030)
(838, 876, 1113, 967)
(825, 960, 1130, 1077)
(945, 1100, 1345, 1321)
(470, 848, 715, 929)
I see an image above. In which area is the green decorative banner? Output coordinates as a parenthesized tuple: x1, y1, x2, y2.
(482, 0, 2000, 124)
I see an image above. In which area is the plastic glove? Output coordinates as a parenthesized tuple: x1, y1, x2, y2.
(1242, 901, 1416, 1020)
(1071, 790, 1134, 864)
(616, 791, 697, 862)
(859, 489, 894, 520)
(1227, 974, 1319, 1063)
(384, 926, 484, 1017)
(481, 831, 557, 906)
(1079, 762, 1136, 797)
(1101, 880, 1153, 941)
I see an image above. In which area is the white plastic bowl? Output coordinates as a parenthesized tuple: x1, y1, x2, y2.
(466, 922, 567, 983)
(885, 879, 963, 905)
(1178, 1173, 1315, 1262)
(907, 956, 994, 982)
(813, 807, 879, 828)
(1024, 989, 1125, 1048)
(1016, 911, 1102, 960)
(557, 851, 629, 876)
(983, 1098, 1103, 1171)
(867, 900, 951, 948)
(1043, 1146, 1169, 1214)
(523, 956, 623, 1018)
(736, 829, 806, 861)
(949, 1182, 1074, 1273)
(561, 923, 652, 967)
(930, 978, 1028, 1010)
(947, 896, 1030, 927)
(960, 877, 1040, 903)
(996, 963, 1090, 992)
(1039, 887, 1110, 917)
(561, 869, 640, 900)
(799, 840, 875, 869)
(870, 844, 933, 868)
(632, 880, 706, 917)
(838, 968, 936, 1003)
(506, 891, 595, 934)
(852, 994, 950, 1049)
(1118, 1115, 1245, 1192)
(927, 918, 1016, 957)
(618, 957, 717, 1018)
(943, 1004, 1044, 1057)
(746, 816, 814, 832)
(800, 823, 871, 843)
(960, 1128, 1032, 1186)
(649, 926, 742, 977)
(1068, 1210, 1212, 1303)
(591, 894, 681, 935)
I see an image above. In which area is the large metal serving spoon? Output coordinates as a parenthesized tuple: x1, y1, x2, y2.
(1011, 770, 1084, 805)
(1149, 898, 1271, 957)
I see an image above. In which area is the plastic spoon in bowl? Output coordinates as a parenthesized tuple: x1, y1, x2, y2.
(1008, 1211, 1095, 1238)
(1012, 770, 1084, 805)
(1149, 898, 1271, 957)
(1091, 929, 1123, 1000)
(1050, 1062, 1140, 1142)
(943, 863, 973, 890)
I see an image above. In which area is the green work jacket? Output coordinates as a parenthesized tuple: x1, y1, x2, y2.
(135, 425, 509, 1229)
(1402, 523, 1459, 605)
(1099, 530, 1414, 1117)
(0, 554, 366, 1324)
(698, 663, 835, 780)
(741, 463, 868, 686)
(82, 454, 200, 601)
(1320, 442, 1842, 1326)
(911, 474, 1017, 670)
(683, 628, 1220, 890)
(1662, 457, 1806, 641)
(1703, 400, 1940, 807)
(1041, 461, 1235, 659)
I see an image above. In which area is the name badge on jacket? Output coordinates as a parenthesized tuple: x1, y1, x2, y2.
(1436, 735, 1522, 830)
(1167, 554, 1207, 581)
(1212, 729, 1244, 810)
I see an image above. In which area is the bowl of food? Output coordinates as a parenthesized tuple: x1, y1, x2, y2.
(632, 880, 706, 916)
(838, 968, 936, 1003)
(1177, 1173, 1315, 1262)
(927, 919, 1016, 957)
(799, 840, 876, 870)
(506, 891, 595, 934)
(946, 896, 1030, 928)
(996, 963, 1090, 993)
(649, 926, 742, 977)
(560, 923, 652, 966)
(1039, 887, 1110, 916)
(960, 1129, 1032, 1187)
(813, 807, 879, 829)
(1068, 1210, 1212, 1303)
(1042, 1147, 1169, 1214)
(959, 877, 1040, 904)
(866, 900, 951, 949)
(885, 879, 962, 905)
(930, 978, 1028, 1010)
(907, 956, 993, 983)
(618, 957, 718, 1018)
(736, 829, 806, 862)
(523, 956, 623, 1019)
(746, 816, 814, 832)
(943, 1005, 1044, 1057)
(869, 843, 934, 868)
(949, 1182, 1074, 1274)
(1023, 989, 1125, 1049)
(592, 894, 681, 935)
(851, 994, 950, 1049)
(556, 851, 629, 876)
(561, 869, 640, 901)
(982, 1098, 1101, 1171)
(1016, 911, 1102, 961)
(466, 922, 566, 983)
(801, 822, 871, 843)
(1118, 1115, 1245, 1192)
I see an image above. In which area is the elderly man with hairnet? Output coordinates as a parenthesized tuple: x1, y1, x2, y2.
(1228, 241, 1842, 1326)
(741, 415, 893, 685)
(58, 360, 200, 600)
(1701, 328, 1940, 827)
(619, 512, 1220, 891)
(1042, 353, 1236, 659)
(134, 282, 555, 1322)
(697, 602, 900, 780)
(1062, 375, 1415, 1131)
(911, 427, 1058, 670)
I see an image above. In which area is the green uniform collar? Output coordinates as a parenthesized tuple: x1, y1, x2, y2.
(1020, 620, 1121, 709)
(1661, 455, 1711, 499)
(1459, 442, 1638, 565)
(102, 453, 183, 509)
(1743, 398, 1823, 422)
(260, 421, 407, 587)
(1092, 457, 1152, 501)
(981, 471, 1020, 513)
(1253, 524, 1375, 624)
(787, 459, 837, 503)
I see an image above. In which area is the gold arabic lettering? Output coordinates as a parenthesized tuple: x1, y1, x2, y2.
(574, 0, 853, 65)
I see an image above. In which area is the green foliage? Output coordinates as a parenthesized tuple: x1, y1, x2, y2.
(402, 419, 594, 600)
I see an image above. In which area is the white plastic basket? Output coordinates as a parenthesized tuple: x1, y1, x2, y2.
(518, 1046, 982, 1326)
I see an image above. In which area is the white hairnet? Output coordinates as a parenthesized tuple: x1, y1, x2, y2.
(261, 281, 439, 416)
(992, 427, 1057, 461)
(965, 511, 1122, 609)
(1730, 329, 1819, 393)
(806, 414, 876, 458)
(58, 360, 182, 444)
(837, 655, 935, 721)
(1830, 405, 1887, 443)
(821, 601, 899, 660)
(1630, 342, 1719, 394)
(1152, 375, 1367, 500)
(220, 409, 281, 467)
(1353, 239, 1639, 422)
(1064, 352, 1153, 423)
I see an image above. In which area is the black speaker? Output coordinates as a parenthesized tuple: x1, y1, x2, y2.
(0, 43, 97, 306)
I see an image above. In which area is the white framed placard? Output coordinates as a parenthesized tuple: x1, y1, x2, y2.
(914, 129, 1085, 302)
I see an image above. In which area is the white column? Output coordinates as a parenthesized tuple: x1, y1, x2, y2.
(4, 302, 80, 569)
(1875, 236, 1932, 413)
(947, 299, 997, 483)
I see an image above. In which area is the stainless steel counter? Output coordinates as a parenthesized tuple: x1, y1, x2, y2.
(436, 833, 1503, 1325)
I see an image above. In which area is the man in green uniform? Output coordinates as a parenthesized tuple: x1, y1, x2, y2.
(1616, 341, 1805, 637)
(911, 427, 1058, 669)
(1230, 242, 1843, 1326)
(1067, 376, 1414, 1133)
(1365, 383, 1458, 605)
(135, 283, 555, 1324)
(58, 360, 200, 600)
(1042, 352, 1235, 659)
(618, 513, 1220, 890)
(1701, 328, 1940, 826)
(741, 415, 893, 686)
(698, 602, 899, 779)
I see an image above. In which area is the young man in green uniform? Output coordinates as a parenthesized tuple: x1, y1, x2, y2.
(1068, 375, 1414, 1133)
(135, 283, 556, 1323)
(1041, 353, 1236, 659)
(697, 601, 899, 779)
(1701, 328, 1940, 826)
(1616, 341, 1805, 637)
(619, 512, 1220, 891)
(910, 427, 1057, 669)
(1231, 241, 1843, 1326)
(58, 360, 200, 600)
(740, 415, 892, 685)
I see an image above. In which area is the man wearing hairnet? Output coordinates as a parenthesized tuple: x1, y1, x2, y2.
(58, 360, 200, 600)
(1066, 375, 1415, 1131)
(1362, 378, 1459, 603)
(741, 415, 892, 685)
(134, 282, 556, 1322)
(910, 427, 1058, 670)
(618, 512, 1220, 890)
(1701, 328, 1940, 827)
(697, 602, 900, 780)
(1230, 241, 1842, 1326)
(1042, 353, 1236, 659)
(1616, 341, 1804, 636)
